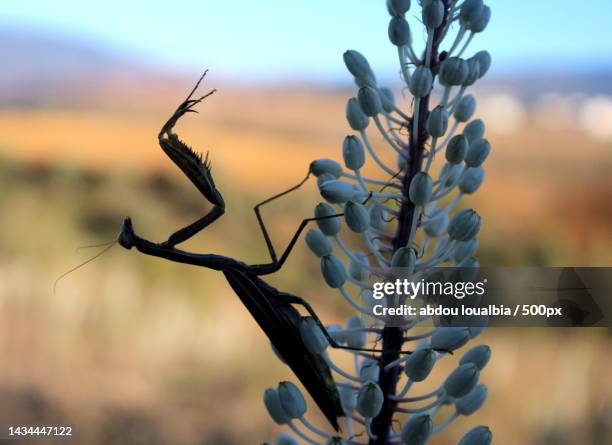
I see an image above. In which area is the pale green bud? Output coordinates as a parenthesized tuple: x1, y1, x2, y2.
(388, 16, 412, 46)
(400, 414, 432, 445)
(463, 119, 485, 143)
(431, 327, 471, 351)
(459, 166, 485, 194)
(443, 363, 480, 398)
(342, 135, 365, 170)
(423, 212, 449, 237)
(435, 235, 452, 257)
(315, 202, 341, 236)
(380, 87, 396, 113)
(299, 317, 329, 354)
(446, 135, 469, 164)
(409, 171, 433, 205)
(349, 252, 370, 281)
(404, 349, 436, 381)
(310, 159, 343, 178)
(422, 0, 444, 29)
(426, 106, 449, 137)
(358, 86, 383, 116)
(439, 57, 469, 86)
(346, 97, 369, 131)
(369, 204, 388, 231)
(454, 95, 477, 122)
(409, 67, 433, 98)
(460, 345, 491, 370)
(345, 316, 367, 348)
(387, 0, 411, 16)
(320, 179, 357, 203)
(463, 58, 481, 86)
(468, 5, 491, 33)
(448, 209, 481, 241)
(465, 139, 490, 167)
(359, 358, 380, 381)
(264, 388, 290, 424)
(338, 385, 357, 413)
(460, 0, 484, 26)
(357, 382, 384, 418)
(456, 384, 488, 415)
(321, 254, 347, 288)
(391, 246, 417, 269)
(327, 324, 346, 344)
(317, 173, 336, 188)
(305, 229, 333, 257)
(278, 381, 307, 419)
(276, 433, 298, 445)
(343, 50, 376, 87)
(442, 163, 464, 186)
(472, 50, 492, 78)
(459, 426, 493, 445)
(344, 200, 370, 232)
(453, 239, 479, 262)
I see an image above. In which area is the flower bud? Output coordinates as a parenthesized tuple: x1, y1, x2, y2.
(344, 200, 370, 232)
(400, 414, 432, 445)
(460, 345, 491, 370)
(409, 67, 433, 98)
(443, 363, 480, 398)
(426, 106, 449, 137)
(264, 388, 290, 424)
(343, 50, 376, 87)
(358, 86, 383, 117)
(388, 16, 411, 46)
(446, 135, 469, 164)
(326, 437, 347, 445)
(317, 173, 336, 188)
(345, 316, 367, 348)
(338, 385, 357, 413)
(465, 139, 490, 167)
(387, 0, 411, 16)
(310, 159, 343, 178)
(409, 171, 433, 205)
(459, 426, 492, 445)
(346, 97, 369, 131)
(321, 254, 347, 288)
(380, 87, 396, 113)
(439, 57, 469, 86)
(453, 239, 479, 262)
(431, 326, 471, 351)
(342, 135, 365, 170)
(423, 212, 449, 237)
(459, 166, 485, 194)
(391, 246, 417, 269)
(276, 433, 298, 445)
(404, 349, 436, 381)
(456, 384, 488, 415)
(463, 119, 485, 143)
(453, 95, 476, 122)
(460, 0, 484, 26)
(349, 252, 370, 281)
(357, 382, 384, 418)
(463, 58, 480, 86)
(448, 209, 481, 241)
(315, 202, 341, 236)
(327, 324, 346, 344)
(369, 204, 388, 231)
(472, 50, 491, 78)
(320, 180, 357, 203)
(422, 0, 444, 29)
(299, 316, 329, 354)
(441, 163, 464, 186)
(468, 5, 491, 33)
(278, 381, 307, 419)
(305, 229, 333, 257)
(359, 358, 380, 381)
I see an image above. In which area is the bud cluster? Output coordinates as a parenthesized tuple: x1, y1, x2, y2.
(265, 1, 494, 444)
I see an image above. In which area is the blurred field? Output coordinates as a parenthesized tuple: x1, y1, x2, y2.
(0, 84, 611, 445)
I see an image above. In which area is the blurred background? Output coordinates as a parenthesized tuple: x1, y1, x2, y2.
(0, 1, 610, 444)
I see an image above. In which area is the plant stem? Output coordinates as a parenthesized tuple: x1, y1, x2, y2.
(369, 2, 452, 443)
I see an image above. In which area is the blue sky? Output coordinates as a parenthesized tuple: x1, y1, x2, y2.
(2, 0, 611, 82)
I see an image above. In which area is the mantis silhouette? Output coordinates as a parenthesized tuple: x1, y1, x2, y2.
(118, 72, 415, 430)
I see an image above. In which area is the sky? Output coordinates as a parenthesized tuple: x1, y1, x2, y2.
(2, 0, 611, 82)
